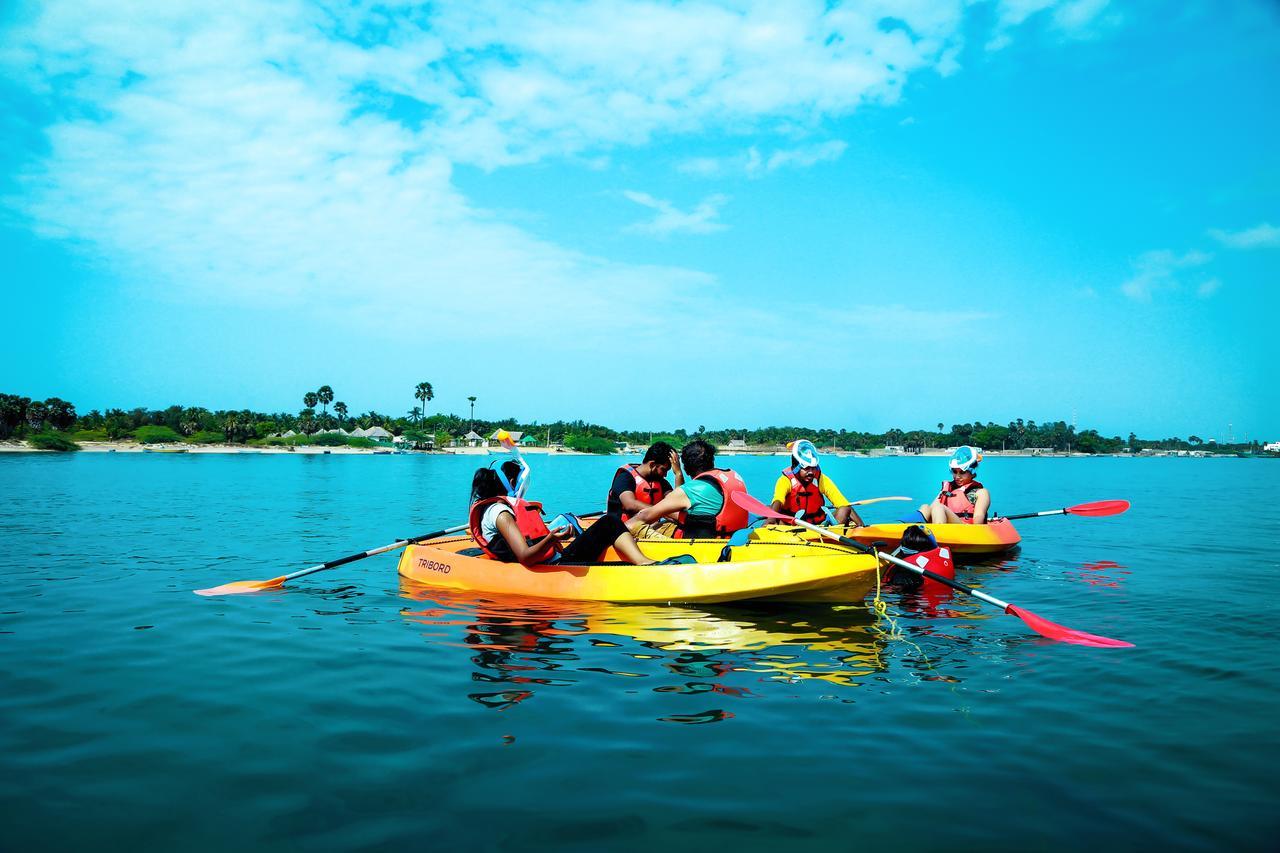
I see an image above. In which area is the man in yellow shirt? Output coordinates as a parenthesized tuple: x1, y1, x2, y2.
(771, 440, 864, 527)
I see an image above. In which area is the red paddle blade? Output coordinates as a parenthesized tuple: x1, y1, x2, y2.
(732, 491, 789, 520)
(1005, 604, 1134, 648)
(1067, 500, 1130, 517)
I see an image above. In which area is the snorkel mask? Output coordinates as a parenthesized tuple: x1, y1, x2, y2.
(494, 429, 530, 498)
(788, 439, 820, 473)
(948, 445, 982, 474)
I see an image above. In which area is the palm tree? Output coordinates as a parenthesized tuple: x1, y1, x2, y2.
(414, 382, 434, 423)
(223, 411, 239, 444)
(317, 386, 334, 415)
(26, 400, 48, 432)
(304, 391, 318, 410)
(334, 401, 348, 427)
(467, 396, 477, 429)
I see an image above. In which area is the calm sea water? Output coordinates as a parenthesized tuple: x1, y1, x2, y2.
(1, 452, 1276, 851)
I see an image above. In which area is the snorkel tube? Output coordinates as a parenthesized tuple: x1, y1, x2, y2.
(495, 429, 530, 499)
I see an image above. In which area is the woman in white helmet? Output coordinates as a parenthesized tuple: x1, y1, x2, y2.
(919, 445, 992, 524)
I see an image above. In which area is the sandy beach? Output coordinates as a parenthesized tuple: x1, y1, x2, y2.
(0, 440, 1171, 458)
(0, 440, 600, 455)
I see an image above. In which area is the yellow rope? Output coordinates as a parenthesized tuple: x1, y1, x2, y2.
(782, 525, 938, 673)
(866, 546, 937, 673)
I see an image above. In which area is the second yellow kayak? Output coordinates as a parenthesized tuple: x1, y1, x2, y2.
(752, 518, 1021, 557)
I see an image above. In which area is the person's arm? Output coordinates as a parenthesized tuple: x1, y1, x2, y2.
(631, 486, 691, 524)
(770, 476, 790, 514)
(611, 470, 650, 515)
(494, 510, 566, 566)
(821, 476, 862, 526)
(972, 489, 991, 525)
(669, 449, 685, 487)
(618, 490, 650, 515)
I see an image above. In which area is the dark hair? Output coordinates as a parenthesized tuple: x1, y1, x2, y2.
(681, 439, 716, 476)
(901, 524, 937, 553)
(500, 460, 521, 485)
(471, 468, 506, 504)
(643, 441, 676, 465)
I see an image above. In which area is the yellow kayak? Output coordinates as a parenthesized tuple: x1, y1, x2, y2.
(752, 518, 1021, 557)
(397, 534, 880, 604)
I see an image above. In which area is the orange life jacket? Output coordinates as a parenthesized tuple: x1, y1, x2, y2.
(681, 469, 750, 538)
(607, 464, 667, 520)
(937, 479, 987, 524)
(781, 467, 825, 522)
(469, 496, 556, 561)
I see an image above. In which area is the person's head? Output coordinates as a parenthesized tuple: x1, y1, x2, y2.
(789, 439, 820, 483)
(500, 460, 522, 490)
(948, 445, 982, 481)
(642, 441, 676, 477)
(471, 467, 507, 503)
(681, 438, 717, 477)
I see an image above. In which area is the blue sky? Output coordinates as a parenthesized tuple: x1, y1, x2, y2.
(2, 1, 1276, 440)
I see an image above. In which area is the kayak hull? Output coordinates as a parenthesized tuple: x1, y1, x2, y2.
(397, 535, 880, 604)
(753, 518, 1021, 557)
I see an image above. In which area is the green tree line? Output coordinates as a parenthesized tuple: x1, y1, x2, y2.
(2, 389, 1268, 456)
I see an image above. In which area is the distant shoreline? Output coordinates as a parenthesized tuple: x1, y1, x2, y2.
(0, 440, 1260, 459)
(0, 441, 588, 456)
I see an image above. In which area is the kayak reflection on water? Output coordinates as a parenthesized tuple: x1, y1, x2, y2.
(397, 585, 949, 718)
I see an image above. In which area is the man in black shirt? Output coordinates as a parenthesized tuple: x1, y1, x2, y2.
(606, 441, 683, 522)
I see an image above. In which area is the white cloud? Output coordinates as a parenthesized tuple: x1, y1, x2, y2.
(1197, 278, 1222, 298)
(987, 0, 1113, 50)
(623, 191, 728, 236)
(1121, 249, 1213, 302)
(0, 0, 1095, 359)
(1209, 223, 1280, 249)
(678, 140, 846, 178)
(765, 140, 848, 172)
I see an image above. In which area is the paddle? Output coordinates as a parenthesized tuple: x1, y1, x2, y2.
(731, 491, 1133, 648)
(848, 495, 913, 507)
(999, 500, 1130, 521)
(195, 506, 610, 596)
(194, 524, 470, 596)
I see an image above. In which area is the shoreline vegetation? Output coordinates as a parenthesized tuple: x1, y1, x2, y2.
(1, 388, 1271, 458)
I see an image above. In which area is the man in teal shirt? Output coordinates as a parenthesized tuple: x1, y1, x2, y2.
(627, 439, 750, 539)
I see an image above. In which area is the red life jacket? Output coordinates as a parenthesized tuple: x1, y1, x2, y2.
(607, 464, 666, 521)
(681, 469, 750, 538)
(468, 496, 556, 561)
(937, 479, 986, 524)
(781, 467, 825, 522)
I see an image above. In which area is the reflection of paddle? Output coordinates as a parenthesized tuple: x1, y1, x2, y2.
(731, 491, 1133, 648)
(195, 524, 469, 596)
(999, 499, 1130, 521)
